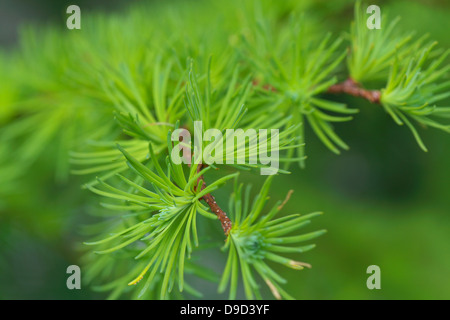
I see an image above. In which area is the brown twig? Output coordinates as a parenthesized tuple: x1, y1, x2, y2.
(327, 78, 381, 103)
(252, 77, 381, 104)
(195, 164, 232, 237)
(252, 79, 277, 92)
(278, 190, 294, 211)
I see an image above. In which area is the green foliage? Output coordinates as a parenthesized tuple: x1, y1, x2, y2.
(1, 0, 449, 300)
(83, 141, 237, 299)
(381, 43, 450, 151)
(346, 0, 450, 151)
(239, 9, 357, 162)
(220, 176, 325, 299)
(348, 1, 419, 83)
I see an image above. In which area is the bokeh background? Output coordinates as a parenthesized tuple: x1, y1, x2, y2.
(0, 0, 449, 299)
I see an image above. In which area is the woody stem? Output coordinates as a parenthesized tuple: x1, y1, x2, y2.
(327, 77, 381, 103)
(195, 164, 232, 236)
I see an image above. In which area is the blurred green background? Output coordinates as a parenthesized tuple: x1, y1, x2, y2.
(0, 0, 449, 299)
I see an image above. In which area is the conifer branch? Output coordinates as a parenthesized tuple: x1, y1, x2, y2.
(4, 0, 447, 300)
